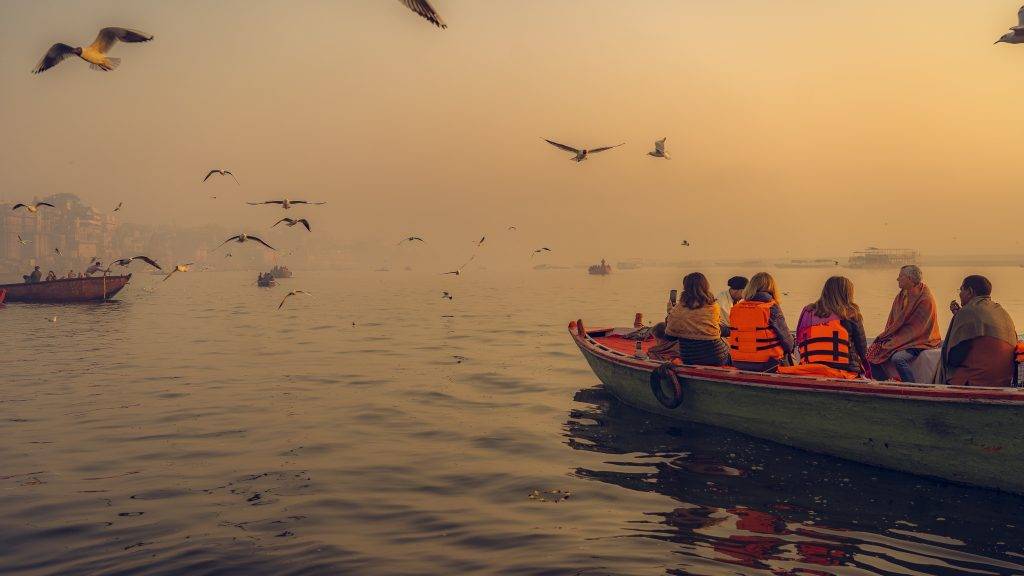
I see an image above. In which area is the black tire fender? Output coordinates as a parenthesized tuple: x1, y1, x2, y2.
(650, 362, 684, 409)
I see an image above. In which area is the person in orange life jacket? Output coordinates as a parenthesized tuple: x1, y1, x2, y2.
(728, 272, 794, 372)
(793, 276, 869, 376)
(665, 272, 732, 366)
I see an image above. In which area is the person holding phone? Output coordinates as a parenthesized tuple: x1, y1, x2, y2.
(665, 272, 731, 366)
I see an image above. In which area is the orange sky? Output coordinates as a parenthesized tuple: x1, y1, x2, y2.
(2, 1, 1024, 264)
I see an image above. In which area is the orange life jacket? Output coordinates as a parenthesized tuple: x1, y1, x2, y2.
(798, 319, 854, 372)
(729, 300, 784, 363)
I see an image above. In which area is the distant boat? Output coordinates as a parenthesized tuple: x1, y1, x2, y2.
(777, 258, 838, 269)
(257, 274, 277, 287)
(847, 248, 917, 269)
(616, 259, 643, 270)
(270, 265, 292, 278)
(588, 259, 612, 275)
(0, 275, 131, 303)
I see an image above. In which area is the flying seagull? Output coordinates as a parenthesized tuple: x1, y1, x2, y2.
(12, 202, 55, 213)
(996, 6, 1024, 44)
(531, 247, 551, 257)
(680, 240, 690, 247)
(475, 236, 486, 246)
(225, 252, 232, 258)
(443, 255, 475, 276)
(215, 233, 275, 251)
(648, 138, 670, 159)
(54, 248, 62, 256)
(543, 138, 624, 162)
(272, 218, 311, 231)
(398, 0, 446, 28)
(113, 202, 123, 212)
(507, 225, 517, 231)
(163, 263, 193, 281)
(110, 255, 161, 271)
(247, 199, 325, 209)
(398, 236, 425, 245)
(17, 235, 29, 245)
(278, 290, 312, 310)
(32, 27, 153, 74)
(442, 291, 453, 300)
(203, 169, 239, 184)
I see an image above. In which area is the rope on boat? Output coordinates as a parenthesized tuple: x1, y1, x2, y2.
(650, 363, 684, 409)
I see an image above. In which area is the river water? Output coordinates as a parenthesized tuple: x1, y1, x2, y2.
(2, 266, 1023, 575)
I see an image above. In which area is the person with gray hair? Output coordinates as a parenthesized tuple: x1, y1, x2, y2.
(865, 265, 942, 382)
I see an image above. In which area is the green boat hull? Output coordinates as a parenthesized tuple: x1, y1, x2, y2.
(573, 327, 1024, 495)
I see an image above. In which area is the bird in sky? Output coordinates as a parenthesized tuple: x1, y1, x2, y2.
(542, 139, 624, 162)
(163, 263, 193, 281)
(12, 202, 55, 213)
(996, 6, 1024, 44)
(648, 138, 670, 159)
(247, 199, 325, 209)
(278, 290, 312, 310)
(215, 233, 275, 251)
(475, 236, 486, 246)
(507, 225, 517, 231)
(113, 202, 123, 212)
(54, 248, 62, 256)
(399, 236, 425, 245)
(203, 169, 239, 184)
(32, 27, 153, 74)
(680, 240, 690, 247)
(225, 252, 232, 258)
(272, 218, 311, 232)
(17, 235, 29, 245)
(443, 255, 475, 276)
(109, 255, 161, 271)
(442, 291, 453, 300)
(531, 247, 552, 257)
(398, 0, 446, 28)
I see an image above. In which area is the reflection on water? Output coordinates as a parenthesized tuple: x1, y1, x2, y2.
(565, 386, 1024, 575)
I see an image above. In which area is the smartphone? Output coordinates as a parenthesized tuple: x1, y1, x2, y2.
(669, 289, 678, 306)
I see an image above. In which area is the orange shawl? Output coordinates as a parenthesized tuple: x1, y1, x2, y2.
(865, 283, 942, 364)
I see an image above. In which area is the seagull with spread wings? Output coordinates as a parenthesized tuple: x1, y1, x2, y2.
(247, 198, 325, 210)
(163, 263, 193, 281)
(399, 236, 425, 245)
(272, 218, 311, 231)
(531, 247, 552, 258)
(647, 138, 670, 159)
(442, 291, 453, 300)
(398, 0, 446, 28)
(54, 248, 62, 257)
(543, 139, 624, 162)
(474, 236, 486, 247)
(113, 202, 123, 212)
(997, 6, 1024, 44)
(12, 202, 55, 213)
(203, 169, 239, 184)
(278, 290, 312, 310)
(109, 255, 161, 271)
(442, 255, 475, 276)
(215, 233, 275, 251)
(32, 27, 153, 74)
(17, 235, 29, 245)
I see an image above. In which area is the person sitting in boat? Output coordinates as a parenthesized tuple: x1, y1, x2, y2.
(66, 269, 75, 279)
(23, 266, 42, 283)
(716, 276, 748, 324)
(664, 272, 731, 366)
(865, 265, 942, 382)
(778, 276, 868, 379)
(45, 270, 57, 281)
(84, 261, 104, 277)
(728, 272, 794, 372)
(934, 275, 1018, 387)
(647, 322, 681, 361)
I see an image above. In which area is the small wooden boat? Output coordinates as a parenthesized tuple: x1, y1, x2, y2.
(0, 275, 131, 303)
(257, 275, 277, 287)
(588, 258, 612, 275)
(570, 319, 1024, 494)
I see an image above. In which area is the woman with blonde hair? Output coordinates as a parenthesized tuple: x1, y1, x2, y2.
(728, 271, 794, 371)
(783, 276, 869, 378)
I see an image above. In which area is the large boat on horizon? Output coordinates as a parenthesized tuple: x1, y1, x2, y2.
(0, 275, 131, 303)
(569, 317, 1024, 495)
(847, 247, 917, 268)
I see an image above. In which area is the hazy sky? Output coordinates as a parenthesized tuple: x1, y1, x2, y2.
(3, 1, 1024, 264)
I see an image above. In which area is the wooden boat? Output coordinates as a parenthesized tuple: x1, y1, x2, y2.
(257, 274, 277, 287)
(570, 319, 1024, 495)
(588, 258, 612, 275)
(270, 265, 292, 278)
(0, 275, 131, 303)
